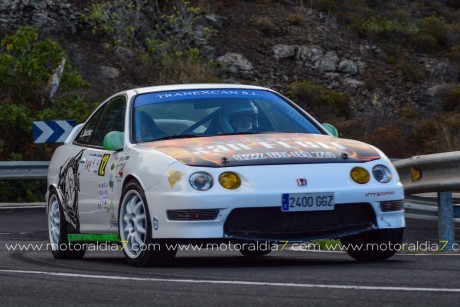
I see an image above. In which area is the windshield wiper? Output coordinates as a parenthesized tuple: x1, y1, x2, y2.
(218, 132, 258, 136)
(153, 134, 203, 141)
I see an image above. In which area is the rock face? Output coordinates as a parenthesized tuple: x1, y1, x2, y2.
(0, 0, 80, 34)
(216, 53, 254, 74)
(272, 45, 297, 59)
(0, 0, 458, 123)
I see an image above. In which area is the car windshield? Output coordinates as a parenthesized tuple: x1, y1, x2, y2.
(132, 89, 323, 143)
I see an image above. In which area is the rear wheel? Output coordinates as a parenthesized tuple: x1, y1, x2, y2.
(119, 181, 176, 267)
(340, 228, 404, 261)
(47, 190, 85, 259)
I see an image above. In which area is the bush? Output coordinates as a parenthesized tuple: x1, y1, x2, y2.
(0, 27, 92, 201)
(0, 179, 47, 202)
(287, 81, 352, 119)
(449, 44, 460, 64)
(252, 17, 280, 36)
(442, 85, 460, 112)
(351, 17, 419, 38)
(86, 0, 218, 83)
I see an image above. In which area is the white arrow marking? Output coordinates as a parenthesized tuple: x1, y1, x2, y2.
(34, 122, 54, 143)
(55, 121, 75, 142)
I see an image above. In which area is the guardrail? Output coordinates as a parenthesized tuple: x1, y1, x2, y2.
(393, 152, 460, 251)
(1, 156, 459, 249)
(0, 161, 49, 180)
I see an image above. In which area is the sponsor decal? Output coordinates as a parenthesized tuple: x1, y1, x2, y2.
(168, 170, 185, 188)
(80, 129, 92, 137)
(98, 154, 110, 176)
(143, 133, 381, 167)
(83, 153, 109, 175)
(58, 149, 84, 231)
(134, 89, 272, 107)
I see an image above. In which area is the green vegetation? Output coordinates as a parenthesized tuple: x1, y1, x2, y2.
(0, 27, 92, 201)
(442, 85, 460, 112)
(287, 81, 352, 119)
(351, 17, 419, 38)
(85, 0, 218, 83)
(252, 16, 280, 36)
(0, 26, 91, 161)
(312, 0, 460, 61)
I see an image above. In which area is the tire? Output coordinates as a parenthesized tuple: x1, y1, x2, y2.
(119, 181, 177, 267)
(47, 189, 85, 259)
(239, 241, 273, 257)
(340, 228, 404, 261)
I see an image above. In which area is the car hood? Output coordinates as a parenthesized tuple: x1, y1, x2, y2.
(140, 133, 381, 167)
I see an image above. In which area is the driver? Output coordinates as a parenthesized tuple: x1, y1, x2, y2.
(219, 101, 259, 133)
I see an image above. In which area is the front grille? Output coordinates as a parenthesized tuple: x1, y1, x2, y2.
(224, 203, 376, 241)
(167, 209, 220, 221)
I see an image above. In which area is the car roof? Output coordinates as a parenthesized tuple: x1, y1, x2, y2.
(130, 83, 271, 95)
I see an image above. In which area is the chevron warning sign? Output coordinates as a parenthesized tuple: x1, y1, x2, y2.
(33, 120, 77, 143)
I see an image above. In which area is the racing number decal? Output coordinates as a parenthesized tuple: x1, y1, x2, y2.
(98, 154, 110, 176)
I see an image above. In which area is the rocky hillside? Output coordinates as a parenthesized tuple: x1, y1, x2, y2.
(0, 0, 459, 159)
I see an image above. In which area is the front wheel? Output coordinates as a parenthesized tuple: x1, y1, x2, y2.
(47, 190, 85, 259)
(119, 181, 176, 267)
(340, 228, 404, 261)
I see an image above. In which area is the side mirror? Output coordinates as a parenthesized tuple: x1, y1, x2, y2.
(103, 131, 124, 151)
(322, 123, 339, 137)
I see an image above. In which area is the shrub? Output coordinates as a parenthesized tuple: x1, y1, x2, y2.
(87, 0, 219, 83)
(0, 27, 90, 161)
(394, 57, 426, 83)
(85, 0, 149, 48)
(420, 16, 450, 47)
(351, 16, 419, 38)
(286, 14, 303, 26)
(449, 44, 460, 63)
(287, 81, 352, 119)
(252, 17, 280, 36)
(442, 85, 460, 112)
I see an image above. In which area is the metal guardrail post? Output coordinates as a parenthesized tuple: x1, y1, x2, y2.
(438, 192, 455, 251)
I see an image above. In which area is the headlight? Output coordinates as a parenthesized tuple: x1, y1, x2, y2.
(219, 172, 241, 189)
(189, 172, 213, 191)
(351, 167, 370, 184)
(372, 165, 392, 183)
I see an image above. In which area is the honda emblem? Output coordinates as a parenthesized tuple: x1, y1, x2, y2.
(297, 178, 307, 186)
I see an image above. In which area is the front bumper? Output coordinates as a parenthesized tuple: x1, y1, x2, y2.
(141, 162, 405, 242)
(144, 191, 405, 243)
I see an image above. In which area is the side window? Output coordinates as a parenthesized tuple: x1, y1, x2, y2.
(75, 96, 126, 147)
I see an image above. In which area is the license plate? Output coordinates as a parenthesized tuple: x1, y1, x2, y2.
(281, 192, 335, 212)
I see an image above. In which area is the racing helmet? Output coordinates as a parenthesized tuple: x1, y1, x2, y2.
(219, 101, 259, 133)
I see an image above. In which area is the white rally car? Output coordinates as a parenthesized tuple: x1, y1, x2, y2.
(47, 84, 405, 266)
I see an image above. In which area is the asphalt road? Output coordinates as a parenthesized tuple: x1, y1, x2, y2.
(1, 207, 460, 306)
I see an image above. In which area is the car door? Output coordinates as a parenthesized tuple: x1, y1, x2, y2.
(73, 96, 127, 233)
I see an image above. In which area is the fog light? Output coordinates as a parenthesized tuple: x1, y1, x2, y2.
(351, 167, 370, 184)
(380, 201, 404, 212)
(219, 172, 241, 189)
